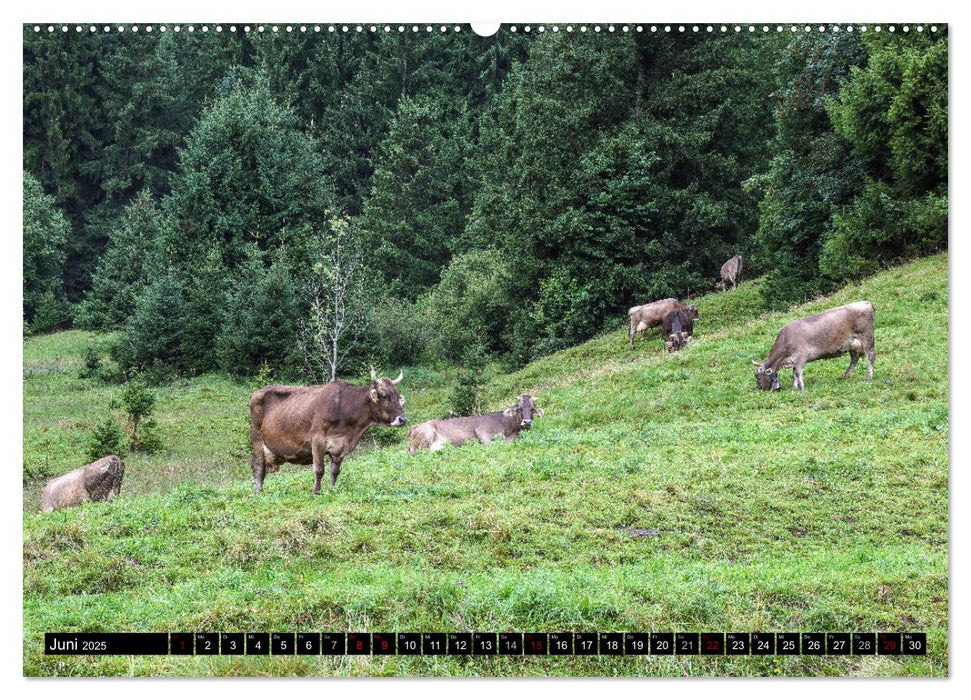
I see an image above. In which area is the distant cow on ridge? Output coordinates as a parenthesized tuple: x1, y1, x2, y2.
(249, 367, 407, 494)
(628, 299, 699, 348)
(753, 301, 875, 391)
(715, 255, 744, 292)
(41, 455, 124, 512)
(407, 395, 544, 453)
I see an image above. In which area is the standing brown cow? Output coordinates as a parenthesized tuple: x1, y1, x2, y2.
(249, 367, 407, 494)
(40, 455, 124, 512)
(407, 395, 544, 453)
(753, 301, 875, 391)
(715, 255, 744, 291)
(628, 299, 699, 348)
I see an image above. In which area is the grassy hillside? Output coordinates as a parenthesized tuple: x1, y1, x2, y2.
(22, 253, 948, 677)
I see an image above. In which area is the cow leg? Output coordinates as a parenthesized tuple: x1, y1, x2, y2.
(792, 364, 805, 391)
(311, 438, 326, 495)
(329, 457, 342, 487)
(475, 428, 494, 445)
(629, 322, 635, 349)
(251, 443, 267, 495)
(844, 352, 860, 378)
(865, 345, 875, 381)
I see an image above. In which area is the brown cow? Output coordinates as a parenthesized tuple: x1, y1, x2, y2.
(662, 308, 694, 352)
(40, 455, 124, 512)
(753, 301, 875, 391)
(249, 367, 407, 494)
(628, 299, 699, 348)
(714, 255, 744, 291)
(407, 395, 544, 453)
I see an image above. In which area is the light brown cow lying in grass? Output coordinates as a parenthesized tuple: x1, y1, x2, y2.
(628, 299, 699, 348)
(40, 455, 124, 512)
(754, 301, 875, 391)
(407, 395, 544, 453)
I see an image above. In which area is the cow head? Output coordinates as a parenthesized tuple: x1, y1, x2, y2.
(504, 394, 545, 429)
(714, 280, 726, 292)
(666, 331, 689, 352)
(753, 361, 781, 391)
(369, 366, 407, 426)
(684, 304, 699, 320)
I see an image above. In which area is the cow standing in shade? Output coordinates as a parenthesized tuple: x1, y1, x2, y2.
(628, 299, 699, 348)
(249, 368, 407, 494)
(753, 301, 875, 391)
(41, 455, 124, 512)
(407, 395, 544, 453)
(715, 255, 744, 291)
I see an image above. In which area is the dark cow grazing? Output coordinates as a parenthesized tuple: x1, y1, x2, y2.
(753, 301, 875, 391)
(407, 395, 544, 453)
(628, 299, 699, 348)
(41, 455, 124, 512)
(250, 367, 407, 494)
(662, 308, 694, 352)
(714, 255, 744, 291)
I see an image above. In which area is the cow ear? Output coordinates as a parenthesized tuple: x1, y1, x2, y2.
(504, 407, 517, 417)
(534, 406, 545, 417)
(751, 359, 760, 366)
(369, 388, 379, 403)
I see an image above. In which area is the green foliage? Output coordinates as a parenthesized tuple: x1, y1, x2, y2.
(23, 172, 69, 333)
(753, 32, 867, 309)
(158, 71, 332, 273)
(86, 414, 127, 462)
(75, 189, 163, 330)
(218, 255, 303, 379)
(360, 96, 476, 298)
(121, 379, 156, 449)
(79, 342, 102, 379)
(112, 274, 188, 377)
(447, 344, 489, 417)
(422, 248, 517, 362)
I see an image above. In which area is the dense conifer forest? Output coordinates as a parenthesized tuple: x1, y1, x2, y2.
(23, 25, 947, 380)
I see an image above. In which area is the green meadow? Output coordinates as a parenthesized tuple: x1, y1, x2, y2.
(22, 253, 948, 676)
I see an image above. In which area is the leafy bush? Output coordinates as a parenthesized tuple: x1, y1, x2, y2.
(79, 342, 102, 379)
(86, 415, 127, 462)
(422, 249, 516, 363)
(121, 380, 156, 450)
(447, 345, 489, 417)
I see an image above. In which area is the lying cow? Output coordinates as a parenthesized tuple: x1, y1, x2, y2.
(250, 367, 407, 494)
(753, 301, 875, 391)
(40, 455, 124, 512)
(628, 299, 699, 348)
(714, 254, 744, 291)
(662, 308, 694, 352)
(407, 395, 544, 453)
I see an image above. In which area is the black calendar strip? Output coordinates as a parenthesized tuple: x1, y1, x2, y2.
(45, 631, 927, 656)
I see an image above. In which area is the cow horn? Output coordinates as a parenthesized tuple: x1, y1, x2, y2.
(391, 370, 404, 385)
(370, 365, 377, 382)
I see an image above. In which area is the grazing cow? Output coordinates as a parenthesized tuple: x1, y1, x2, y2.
(753, 301, 875, 391)
(628, 299, 699, 348)
(662, 308, 694, 352)
(407, 395, 544, 453)
(715, 255, 744, 291)
(40, 455, 124, 512)
(249, 367, 407, 494)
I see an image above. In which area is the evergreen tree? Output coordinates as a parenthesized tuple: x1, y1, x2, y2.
(360, 96, 476, 298)
(23, 171, 69, 332)
(75, 189, 163, 330)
